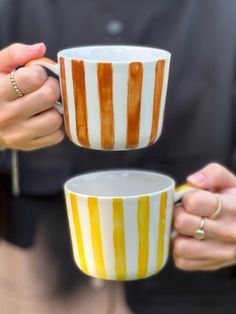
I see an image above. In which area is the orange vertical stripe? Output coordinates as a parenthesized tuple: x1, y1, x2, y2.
(137, 196, 150, 279)
(156, 192, 167, 271)
(59, 57, 71, 138)
(126, 62, 143, 149)
(97, 63, 114, 149)
(113, 198, 127, 280)
(88, 197, 106, 279)
(70, 193, 88, 274)
(149, 60, 165, 145)
(72, 60, 90, 147)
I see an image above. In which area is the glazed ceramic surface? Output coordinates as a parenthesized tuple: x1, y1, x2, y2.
(64, 170, 193, 281)
(27, 46, 171, 150)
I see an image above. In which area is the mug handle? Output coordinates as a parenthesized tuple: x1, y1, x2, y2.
(25, 57, 63, 114)
(174, 183, 198, 203)
(171, 184, 199, 238)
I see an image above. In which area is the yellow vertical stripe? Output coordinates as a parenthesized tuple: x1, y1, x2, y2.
(113, 199, 127, 280)
(88, 197, 106, 279)
(70, 193, 88, 274)
(175, 184, 192, 193)
(156, 192, 168, 271)
(137, 196, 150, 279)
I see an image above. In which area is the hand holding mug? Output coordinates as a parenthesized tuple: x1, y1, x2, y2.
(173, 163, 236, 271)
(64, 169, 198, 280)
(0, 43, 171, 152)
(0, 43, 64, 151)
(26, 45, 171, 150)
(64, 163, 236, 280)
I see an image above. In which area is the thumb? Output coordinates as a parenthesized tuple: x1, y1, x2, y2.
(0, 42, 46, 74)
(187, 163, 236, 191)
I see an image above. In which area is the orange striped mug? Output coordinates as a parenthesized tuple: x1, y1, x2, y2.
(27, 45, 171, 150)
(64, 170, 196, 281)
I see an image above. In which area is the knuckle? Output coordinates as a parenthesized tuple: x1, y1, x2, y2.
(43, 78, 60, 103)
(220, 248, 236, 262)
(51, 129, 64, 144)
(182, 193, 196, 213)
(226, 249, 236, 261)
(174, 258, 186, 270)
(174, 210, 186, 232)
(4, 133, 21, 147)
(27, 66, 47, 88)
(47, 109, 63, 126)
(54, 111, 63, 126)
(220, 226, 236, 243)
(173, 238, 186, 257)
(229, 230, 236, 243)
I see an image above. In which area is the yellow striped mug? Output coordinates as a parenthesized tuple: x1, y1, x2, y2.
(26, 45, 171, 150)
(64, 170, 196, 281)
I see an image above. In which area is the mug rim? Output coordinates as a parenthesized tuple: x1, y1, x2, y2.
(57, 44, 171, 64)
(64, 169, 175, 199)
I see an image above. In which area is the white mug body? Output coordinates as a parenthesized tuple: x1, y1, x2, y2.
(64, 170, 176, 280)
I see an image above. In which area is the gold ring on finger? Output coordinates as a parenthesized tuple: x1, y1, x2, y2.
(194, 217, 205, 241)
(209, 194, 222, 220)
(10, 70, 24, 98)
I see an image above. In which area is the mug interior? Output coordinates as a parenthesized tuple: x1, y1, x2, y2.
(64, 170, 174, 197)
(58, 45, 170, 62)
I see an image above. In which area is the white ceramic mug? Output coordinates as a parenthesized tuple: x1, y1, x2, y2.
(64, 170, 196, 281)
(26, 45, 171, 150)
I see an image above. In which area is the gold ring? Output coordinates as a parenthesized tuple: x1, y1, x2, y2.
(194, 217, 205, 240)
(209, 194, 222, 220)
(10, 71, 24, 98)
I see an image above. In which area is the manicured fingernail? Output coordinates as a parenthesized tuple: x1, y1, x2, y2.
(187, 172, 205, 185)
(26, 43, 45, 53)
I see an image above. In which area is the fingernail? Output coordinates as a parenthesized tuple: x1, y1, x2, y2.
(26, 43, 45, 53)
(187, 172, 205, 185)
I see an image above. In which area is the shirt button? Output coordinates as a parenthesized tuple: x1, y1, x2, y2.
(106, 18, 124, 36)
